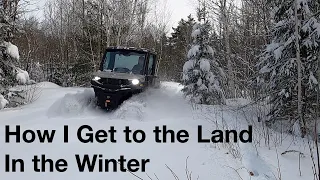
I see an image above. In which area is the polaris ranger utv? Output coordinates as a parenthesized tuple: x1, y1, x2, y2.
(91, 46, 160, 110)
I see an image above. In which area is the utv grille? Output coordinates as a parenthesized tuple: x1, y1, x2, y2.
(100, 78, 130, 86)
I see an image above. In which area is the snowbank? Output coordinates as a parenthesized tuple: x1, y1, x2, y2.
(47, 89, 96, 117)
(37, 82, 61, 89)
(239, 143, 275, 179)
(113, 98, 146, 121)
(47, 81, 185, 119)
(226, 98, 251, 107)
(0, 81, 317, 180)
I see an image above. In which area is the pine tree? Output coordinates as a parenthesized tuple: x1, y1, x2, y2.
(0, 0, 30, 109)
(257, 0, 320, 137)
(181, 6, 226, 105)
(168, 15, 195, 81)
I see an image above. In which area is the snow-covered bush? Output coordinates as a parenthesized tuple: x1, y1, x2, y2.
(16, 68, 30, 84)
(4, 42, 20, 60)
(27, 62, 45, 82)
(0, 94, 8, 109)
(181, 12, 225, 105)
(0, 41, 33, 110)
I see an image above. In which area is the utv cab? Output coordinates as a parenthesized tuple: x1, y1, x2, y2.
(91, 46, 160, 110)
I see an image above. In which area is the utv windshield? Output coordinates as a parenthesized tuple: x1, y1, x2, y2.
(102, 50, 146, 75)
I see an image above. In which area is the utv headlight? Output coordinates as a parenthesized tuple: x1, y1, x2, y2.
(93, 76, 101, 81)
(131, 79, 140, 85)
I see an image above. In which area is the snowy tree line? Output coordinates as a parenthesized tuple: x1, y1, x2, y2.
(256, 0, 320, 138)
(180, 0, 320, 138)
(0, 0, 170, 107)
(14, 0, 169, 87)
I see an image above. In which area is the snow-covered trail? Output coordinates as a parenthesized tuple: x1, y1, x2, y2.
(0, 82, 241, 180)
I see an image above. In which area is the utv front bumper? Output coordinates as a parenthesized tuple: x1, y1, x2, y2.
(91, 79, 143, 109)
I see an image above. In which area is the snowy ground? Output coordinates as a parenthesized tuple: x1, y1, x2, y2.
(0, 82, 316, 180)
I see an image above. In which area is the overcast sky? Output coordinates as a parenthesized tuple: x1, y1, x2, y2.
(26, 0, 196, 32)
(162, 0, 197, 28)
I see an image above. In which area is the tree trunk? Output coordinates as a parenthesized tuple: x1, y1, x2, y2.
(221, 0, 235, 98)
(294, 0, 305, 137)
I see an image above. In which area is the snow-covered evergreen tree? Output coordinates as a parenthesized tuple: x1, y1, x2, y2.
(0, 0, 31, 109)
(182, 7, 226, 105)
(257, 0, 320, 136)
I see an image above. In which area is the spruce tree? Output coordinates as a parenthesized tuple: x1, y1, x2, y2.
(0, 0, 30, 109)
(182, 7, 226, 105)
(167, 15, 195, 81)
(257, 0, 320, 136)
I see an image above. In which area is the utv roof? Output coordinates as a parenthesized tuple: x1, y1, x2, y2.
(106, 46, 156, 54)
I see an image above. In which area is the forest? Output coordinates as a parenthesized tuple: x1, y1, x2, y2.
(1, 0, 320, 141)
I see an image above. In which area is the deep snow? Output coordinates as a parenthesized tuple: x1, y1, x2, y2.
(0, 82, 317, 180)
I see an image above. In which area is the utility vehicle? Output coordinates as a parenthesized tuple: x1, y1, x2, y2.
(91, 46, 160, 110)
